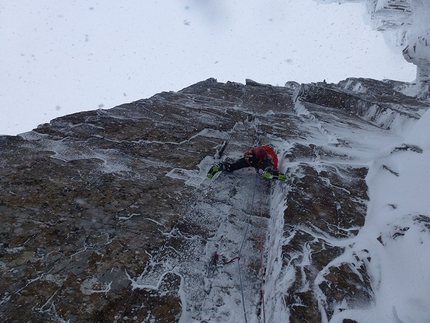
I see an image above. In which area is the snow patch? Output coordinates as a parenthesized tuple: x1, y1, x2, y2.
(80, 277, 112, 295)
(403, 108, 430, 150)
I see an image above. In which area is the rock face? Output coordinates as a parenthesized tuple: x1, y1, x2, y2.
(0, 78, 428, 322)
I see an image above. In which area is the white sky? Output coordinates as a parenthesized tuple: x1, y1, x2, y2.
(0, 0, 416, 135)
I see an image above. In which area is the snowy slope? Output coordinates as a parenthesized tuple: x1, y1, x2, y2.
(335, 109, 430, 322)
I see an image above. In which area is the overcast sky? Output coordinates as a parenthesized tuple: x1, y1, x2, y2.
(0, 0, 416, 135)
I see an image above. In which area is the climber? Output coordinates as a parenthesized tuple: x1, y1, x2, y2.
(207, 144, 286, 180)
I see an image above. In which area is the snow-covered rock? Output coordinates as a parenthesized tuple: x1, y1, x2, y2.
(1, 77, 429, 322)
(316, 0, 430, 98)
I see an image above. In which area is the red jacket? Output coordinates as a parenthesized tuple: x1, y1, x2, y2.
(244, 145, 278, 169)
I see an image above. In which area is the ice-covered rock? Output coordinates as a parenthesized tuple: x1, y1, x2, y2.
(0, 77, 429, 322)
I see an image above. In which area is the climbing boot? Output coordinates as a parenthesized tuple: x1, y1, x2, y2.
(263, 171, 273, 179)
(263, 170, 286, 181)
(262, 166, 277, 179)
(207, 164, 222, 178)
(276, 173, 286, 180)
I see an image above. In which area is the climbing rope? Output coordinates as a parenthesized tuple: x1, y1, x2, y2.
(197, 113, 265, 321)
(237, 170, 259, 323)
(259, 182, 267, 323)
